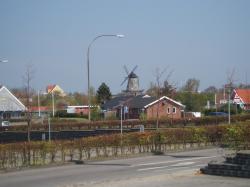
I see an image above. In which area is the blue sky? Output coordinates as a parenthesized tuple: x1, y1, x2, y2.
(0, 0, 250, 94)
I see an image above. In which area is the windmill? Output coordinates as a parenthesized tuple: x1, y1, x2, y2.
(121, 65, 143, 96)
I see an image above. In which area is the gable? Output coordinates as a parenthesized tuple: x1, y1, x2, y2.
(144, 96, 185, 109)
(53, 85, 64, 92)
(234, 89, 250, 104)
(232, 92, 244, 104)
(0, 86, 26, 111)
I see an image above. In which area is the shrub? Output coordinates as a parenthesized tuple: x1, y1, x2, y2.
(55, 110, 87, 118)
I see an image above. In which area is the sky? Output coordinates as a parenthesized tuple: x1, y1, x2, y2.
(0, 0, 250, 94)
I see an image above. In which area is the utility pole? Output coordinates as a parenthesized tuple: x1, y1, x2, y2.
(48, 115, 51, 141)
(52, 91, 55, 117)
(228, 88, 231, 124)
(120, 104, 123, 135)
(38, 90, 41, 117)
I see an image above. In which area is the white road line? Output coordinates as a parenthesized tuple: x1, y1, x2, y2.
(138, 165, 170, 171)
(138, 164, 207, 172)
(137, 161, 195, 171)
(171, 161, 195, 167)
(131, 155, 218, 167)
(152, 164, 205, 173)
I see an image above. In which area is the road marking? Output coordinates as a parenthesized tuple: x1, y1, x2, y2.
(171, 161, 195, 167)
(138, 163, 206, 172)
(131, 156, 218, 167)
(138, 165, 170, 171)
(138, 162, 196, 172)
(153, 164, 208, 172)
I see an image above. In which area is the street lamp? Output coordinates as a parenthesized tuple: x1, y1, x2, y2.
(0, 60, 8, 63)
(87, 34, 124, 121)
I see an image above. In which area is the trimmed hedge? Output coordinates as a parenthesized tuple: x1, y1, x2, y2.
(0, 122, 250, 170)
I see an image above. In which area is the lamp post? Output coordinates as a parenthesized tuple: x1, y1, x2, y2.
(52, 91, 55, 117)
(87, 34, 124, 121)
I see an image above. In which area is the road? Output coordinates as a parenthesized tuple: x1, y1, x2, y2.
(0, 148, 249, 187)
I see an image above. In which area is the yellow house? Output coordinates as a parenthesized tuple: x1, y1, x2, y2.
(46, 84, 66, 96)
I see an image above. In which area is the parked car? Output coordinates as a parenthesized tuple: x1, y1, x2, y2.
(207, 112, 228, 116)
(1, 121, 10, 127)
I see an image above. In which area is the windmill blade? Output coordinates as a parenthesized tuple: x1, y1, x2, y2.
(131, 65, 138, 74)
(121, 77, 128, 86)
(123, 65, 129, 75)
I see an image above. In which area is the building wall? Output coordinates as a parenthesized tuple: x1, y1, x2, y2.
(145, 99, 183, 119)
(0, 111, 24, 120)
(245, 104, 250, 110)
(67, 107, 89, 115)
(75, 108, 89, 115)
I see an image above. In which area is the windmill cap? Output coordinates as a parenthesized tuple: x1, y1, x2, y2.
(129, 72, 138, 78)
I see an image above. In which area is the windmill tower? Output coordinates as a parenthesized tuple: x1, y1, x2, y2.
(121, 65, 143, 96)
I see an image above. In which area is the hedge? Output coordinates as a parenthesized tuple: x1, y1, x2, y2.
(0, 122, 250, 170)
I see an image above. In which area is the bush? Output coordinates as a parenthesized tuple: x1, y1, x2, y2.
(55, 110, 87, 119)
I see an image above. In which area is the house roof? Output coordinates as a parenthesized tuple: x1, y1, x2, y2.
(127, 95, 156, 108)
(46, 84, 56, 93)
(29, 106, 50, 112)
(102, 94, 185, 110)
(102, 95, 133, 110)
(234, 89, 250, 104)
(144, 96, 185, 109)
(0, 86, 26, 111)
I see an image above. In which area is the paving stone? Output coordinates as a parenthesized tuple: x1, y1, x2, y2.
(201, 151, 250, 178)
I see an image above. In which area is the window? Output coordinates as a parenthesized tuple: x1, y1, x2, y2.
(167, 107, 170, 114)
(172, 107, 176, 113)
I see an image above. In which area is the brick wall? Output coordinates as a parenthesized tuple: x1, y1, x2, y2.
(145, 99, 183, 119)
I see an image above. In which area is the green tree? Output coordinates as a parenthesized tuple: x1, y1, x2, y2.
(176, 91, 214, 112)
(96, 83, 112, 104)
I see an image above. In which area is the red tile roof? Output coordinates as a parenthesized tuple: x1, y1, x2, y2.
(29, 106, 50, 112)
(234, 89, 250, 104)
(46, 84, 56, 93)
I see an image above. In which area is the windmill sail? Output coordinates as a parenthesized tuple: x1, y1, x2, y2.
(120, 65, 143, 96)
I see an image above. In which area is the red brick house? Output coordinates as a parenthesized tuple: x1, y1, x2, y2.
(144, 96, 185, 119)
(232, 89, 250, 110)
(102, 95, 185, 120)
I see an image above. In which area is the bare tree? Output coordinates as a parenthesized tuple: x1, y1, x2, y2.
(23, 64, 34, 142)
(153, 67, 173, 129)
(182, 78, 200, 93)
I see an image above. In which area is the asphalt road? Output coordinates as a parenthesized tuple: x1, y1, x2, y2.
(0, 148, 249, 187)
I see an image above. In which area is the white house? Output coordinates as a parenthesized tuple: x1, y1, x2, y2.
(0, 86, 26, 119)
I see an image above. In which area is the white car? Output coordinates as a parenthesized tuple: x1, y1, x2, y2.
(1, 121, 10, 127)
